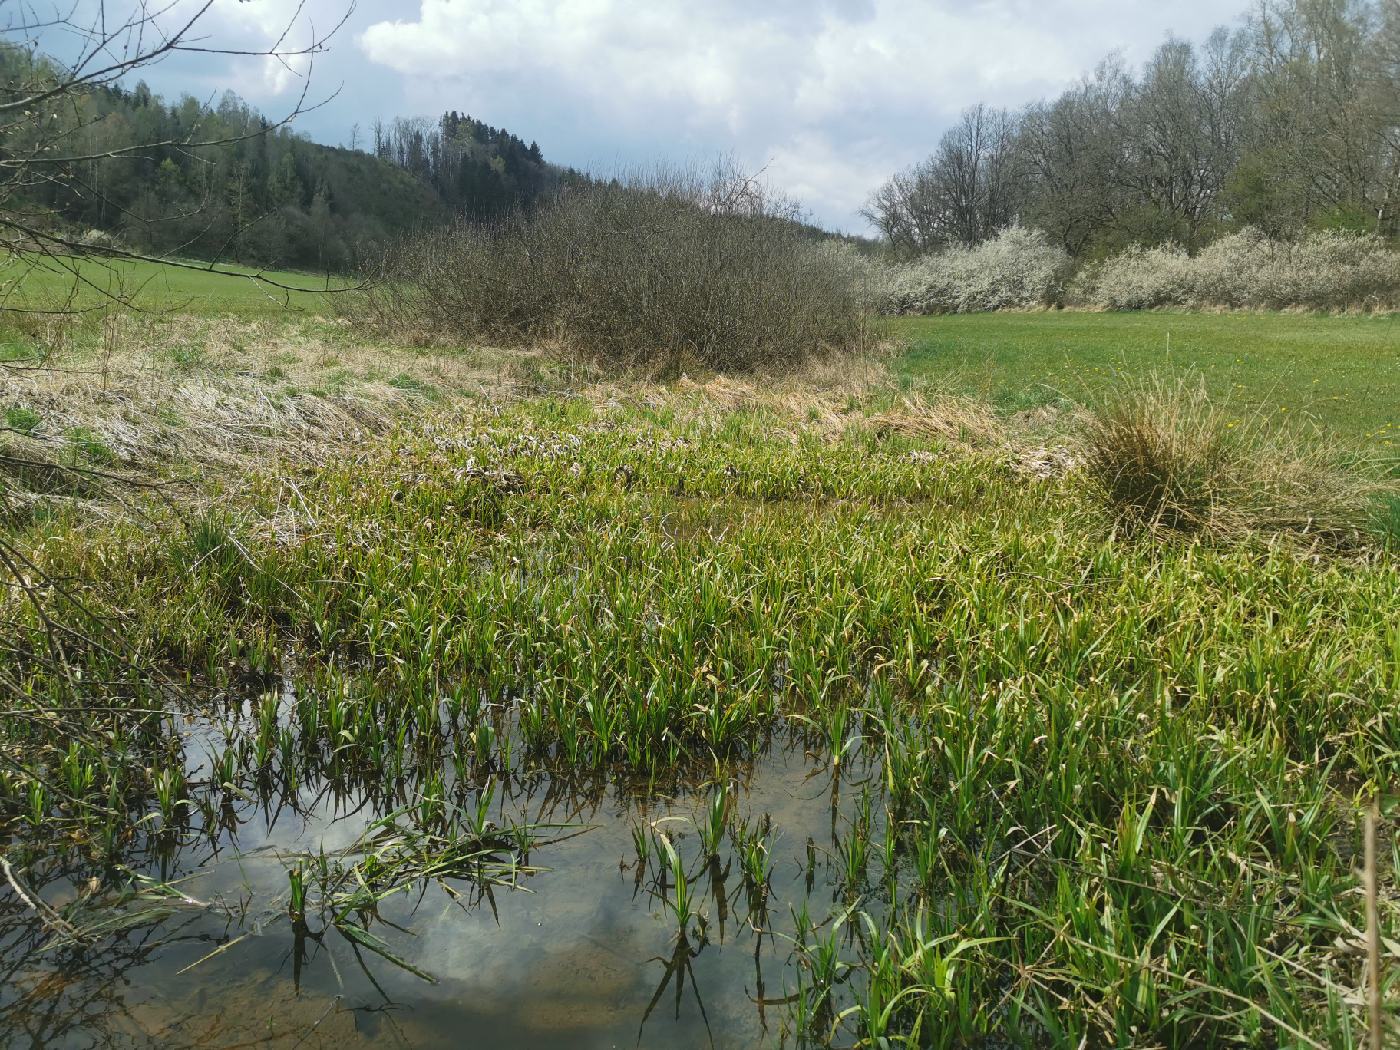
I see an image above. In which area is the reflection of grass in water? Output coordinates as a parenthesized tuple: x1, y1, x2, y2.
(2, 735, 851, 1047)
(45, 792, 559, 989)
(2, 381, 1398, 1048)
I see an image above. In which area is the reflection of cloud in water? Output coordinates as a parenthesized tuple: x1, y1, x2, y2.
(3, 736, 869, 1049)
(416, 836, 659, 1041)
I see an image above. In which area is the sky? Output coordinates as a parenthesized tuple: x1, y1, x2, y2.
(21, 0, 1246, 233)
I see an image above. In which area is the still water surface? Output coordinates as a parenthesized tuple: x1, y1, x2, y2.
(2, 707, 886, 1049)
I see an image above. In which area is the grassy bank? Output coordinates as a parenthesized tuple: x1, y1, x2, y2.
(890, 311, 1400, 452)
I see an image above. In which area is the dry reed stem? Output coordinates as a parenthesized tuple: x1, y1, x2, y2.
(1366, 801, 1382, 1050)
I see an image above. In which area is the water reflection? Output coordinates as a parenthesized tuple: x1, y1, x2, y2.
(1, 711, 887, 1049)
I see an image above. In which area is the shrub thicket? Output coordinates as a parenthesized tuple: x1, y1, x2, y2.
(883, 227, 1070, 314)
(359, 167, 875, 374)
(1069, 228, 1400, 311)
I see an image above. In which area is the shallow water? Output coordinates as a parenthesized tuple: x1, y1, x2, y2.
(1, 707, 888, 1049)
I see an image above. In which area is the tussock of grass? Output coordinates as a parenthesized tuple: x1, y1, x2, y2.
(1079, 375, 1390, 544)
(4, 406, 40, 434)
(1377, 494, 1400, 549)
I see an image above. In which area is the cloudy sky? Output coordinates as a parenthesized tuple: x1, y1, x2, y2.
(29, 0, 1245, 232)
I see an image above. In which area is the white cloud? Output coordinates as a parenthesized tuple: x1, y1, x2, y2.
(357, 0, 1233, 231)
(204, 0, 344, 97)
(764, 131, 894, 226)
(122, 0, 346, 103)
(40, 1, 1243, 225)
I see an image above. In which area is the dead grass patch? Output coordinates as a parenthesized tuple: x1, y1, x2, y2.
(0, 315, 514, 516)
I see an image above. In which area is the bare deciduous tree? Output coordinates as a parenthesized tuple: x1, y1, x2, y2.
(1013, 59, 1132, 254)
(863, 104, 1020, 256)
(1362, 0, 1399, 232)
(1116, 37, 1244, 247)
(868, 0, 1399, 255)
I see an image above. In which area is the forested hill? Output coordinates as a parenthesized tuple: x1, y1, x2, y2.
(0, 44, 567, 272)
(371, 112, 589, 219)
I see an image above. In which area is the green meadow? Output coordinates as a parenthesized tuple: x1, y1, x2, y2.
(890, 311, 1399, 452)
(1, 253, 345, 319)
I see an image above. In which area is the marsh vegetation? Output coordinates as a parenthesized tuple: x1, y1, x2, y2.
(1, 295, 1398, 1045)
(2, 1, 1399, 1044)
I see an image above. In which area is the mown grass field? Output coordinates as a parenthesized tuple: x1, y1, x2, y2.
(890, 311, 1400, 452)
(1, 292, 1398, 1047)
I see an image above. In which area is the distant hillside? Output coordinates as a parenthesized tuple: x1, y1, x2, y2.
(371, 112, 589, 221)
(0, 43, 569, 272)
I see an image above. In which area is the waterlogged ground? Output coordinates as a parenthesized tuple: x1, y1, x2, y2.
(3, 386, 1399, 1047)
(5, 699, 887, 1049)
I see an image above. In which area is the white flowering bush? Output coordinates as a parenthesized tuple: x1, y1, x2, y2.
(76, 228, 121, 250)
(1071, 228, 1400, 311)
(807, 240, 897, 312)
(1068, 243, 1195, 310)
(883, 227, 1070, 314)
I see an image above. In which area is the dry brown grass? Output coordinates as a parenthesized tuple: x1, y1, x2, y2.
(1078, 375, 1387, 544)
(572, 354, 1087, 483)
(866, 391, 1004, 448)
(0, 316, 1093, 525)
(0, 316, 514, 516)
(575, 347, 893, 433)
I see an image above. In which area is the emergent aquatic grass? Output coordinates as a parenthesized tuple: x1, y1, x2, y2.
(3, 389, 1397, 1046)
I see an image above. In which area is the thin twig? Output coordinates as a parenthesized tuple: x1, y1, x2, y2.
(0, 855, 86, 943)
(1366, 800, 1382, 1050)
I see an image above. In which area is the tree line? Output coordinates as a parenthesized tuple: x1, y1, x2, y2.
(867, 0, 1400, 258)
(368, 112, 591, 220)
(0, 42, 565, 273)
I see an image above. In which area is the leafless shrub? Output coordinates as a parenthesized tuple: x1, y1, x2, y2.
(356, 163, 876, 375)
